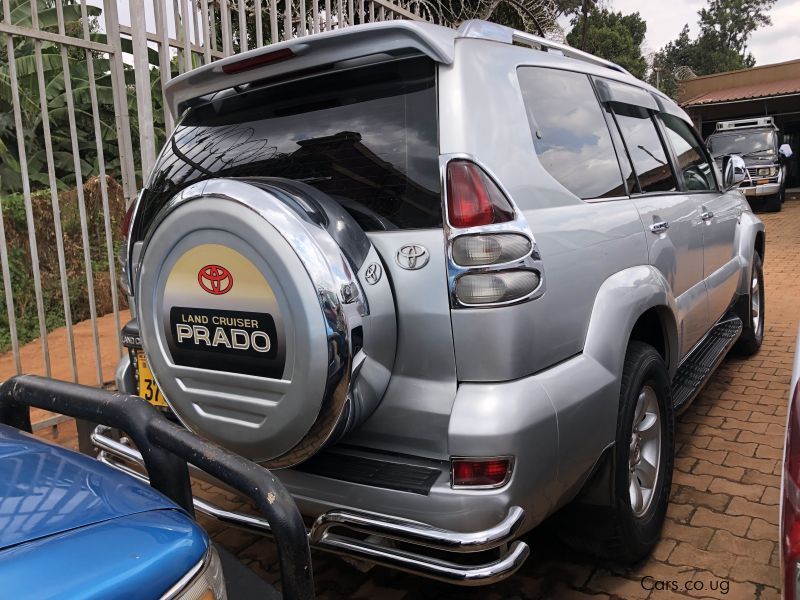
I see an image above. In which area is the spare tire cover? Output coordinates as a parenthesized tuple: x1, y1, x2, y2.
(136, 178, 392, 466)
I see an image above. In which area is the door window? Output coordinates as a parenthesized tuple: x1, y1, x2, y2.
(518, 67, 626, 200)
(613, 104, 678, 194)
(659, 114, 716, 191)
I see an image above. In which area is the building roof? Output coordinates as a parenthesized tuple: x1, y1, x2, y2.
(679, 58, 800, 107)
(682, 77, 800, 106)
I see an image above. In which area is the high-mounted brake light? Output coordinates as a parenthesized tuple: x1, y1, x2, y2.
(222, 48, 294, 75)
(446, 160, 514, 229)
(782, 379, 800, 598)
(451, 457, 512, 488)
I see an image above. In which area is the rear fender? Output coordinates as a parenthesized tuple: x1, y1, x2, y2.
(551, 266, 678, 505)
(583, 265, 679, 379)
(734, 211, 765, 297)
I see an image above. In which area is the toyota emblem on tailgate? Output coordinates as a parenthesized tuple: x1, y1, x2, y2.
(198, 264, 233, 295)
(396, 245, 429, 270)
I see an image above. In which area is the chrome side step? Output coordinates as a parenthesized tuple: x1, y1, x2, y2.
(91, 427, 530, 586)
(671, 312, 743, 414)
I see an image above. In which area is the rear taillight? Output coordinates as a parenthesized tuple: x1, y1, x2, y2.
(454, 270, 540, 305)
(451, 457, 512, 488)
(783, 379, 800, 598)
(444, 158, 544, 308)
(451, 234, 532, 267)
(446, 160, 514, 229)
(222, 48, 294, 75)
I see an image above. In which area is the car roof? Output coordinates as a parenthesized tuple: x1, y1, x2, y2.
(164, 19, 681, 120)
(0, 423, 180, 550)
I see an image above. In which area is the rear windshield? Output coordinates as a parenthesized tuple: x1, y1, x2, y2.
(140, 57, 440, 233)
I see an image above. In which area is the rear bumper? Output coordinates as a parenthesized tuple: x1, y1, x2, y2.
(92, 425, 529, 585)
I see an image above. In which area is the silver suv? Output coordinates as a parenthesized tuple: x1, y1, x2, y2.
(106, 19, 765, 586)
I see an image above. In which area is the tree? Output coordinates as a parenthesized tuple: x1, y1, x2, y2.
(421, 0, 565, 38)
(698, 0, 776, 55)
(566, 7, 648, 79)
(649, 0, 776, 99)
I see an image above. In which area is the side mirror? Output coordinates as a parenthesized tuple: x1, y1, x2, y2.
(780, 143, 793, 161)
(722, 154, 746, 190)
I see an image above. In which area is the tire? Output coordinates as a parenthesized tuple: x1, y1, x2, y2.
(557, 342, 674, 563)
(764, 193, 782, 212)
(733, 253, 765, 357)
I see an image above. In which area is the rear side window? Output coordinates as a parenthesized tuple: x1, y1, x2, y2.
(659, 114, 716, 191)
(141, 57, 440, 232)
(518, 67, 626, 199)
(613, 105, 677, 194)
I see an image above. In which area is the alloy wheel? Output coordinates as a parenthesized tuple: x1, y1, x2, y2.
(628, 385, 662, 517)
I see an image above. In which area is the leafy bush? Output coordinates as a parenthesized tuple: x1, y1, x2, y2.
(0, 176, 128, 353)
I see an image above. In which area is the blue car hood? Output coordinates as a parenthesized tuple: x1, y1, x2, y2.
(0, 424, 178, 550)
(0, 509, 208, 600)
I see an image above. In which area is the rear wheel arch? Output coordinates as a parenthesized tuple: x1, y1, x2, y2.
(628, 306, 677, 373)
(583, 265, 680, 379)
(755, 230, 765, 262)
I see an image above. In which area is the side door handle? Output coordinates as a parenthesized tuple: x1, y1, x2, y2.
(649, 221, 670, 234)
(701, 211, 714, 221)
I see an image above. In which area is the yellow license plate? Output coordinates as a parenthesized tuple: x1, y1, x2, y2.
(137, 351, 168, 407)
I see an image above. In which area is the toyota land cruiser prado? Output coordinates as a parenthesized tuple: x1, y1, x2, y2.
(102, 19, 765, 585)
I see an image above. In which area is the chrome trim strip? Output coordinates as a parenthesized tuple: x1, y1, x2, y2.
(310, 505, 525, 552)
(159, 551, 207, 600)
(93, 425, 530, 585)
(319, 535, 530, 586)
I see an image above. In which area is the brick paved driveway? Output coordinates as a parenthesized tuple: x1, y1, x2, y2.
(201, 198, 800, 600)
(35, 197, 800, 599)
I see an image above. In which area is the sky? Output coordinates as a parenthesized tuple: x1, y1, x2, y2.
(561, 0, 800, 66)
(98, 0, 800, 68)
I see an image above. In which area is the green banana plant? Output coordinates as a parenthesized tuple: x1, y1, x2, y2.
(0, 0, 167, 193)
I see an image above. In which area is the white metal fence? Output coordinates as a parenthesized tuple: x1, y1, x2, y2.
(0, 0, 425, 402)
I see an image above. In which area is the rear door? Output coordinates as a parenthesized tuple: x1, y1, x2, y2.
(658, 113, 741, 323)
(597, 79, 709, 356)
(139, 56, 457, 457)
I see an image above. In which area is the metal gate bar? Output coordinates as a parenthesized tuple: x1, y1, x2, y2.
(2, 0, 50, 378)
(0, 0, 428, 413)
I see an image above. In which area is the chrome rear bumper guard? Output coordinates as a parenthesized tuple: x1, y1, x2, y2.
(91, 426, 530, 586)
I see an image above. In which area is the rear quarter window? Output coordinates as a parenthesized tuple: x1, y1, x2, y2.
(517, 66, 626, 200)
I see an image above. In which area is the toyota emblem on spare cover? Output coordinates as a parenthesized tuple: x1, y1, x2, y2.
(198, 264, 233, 295)
(364, 263, 383, 285)
(396, 245, 430, 270)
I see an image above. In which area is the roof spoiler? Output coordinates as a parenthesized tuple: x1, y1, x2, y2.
(163, 20, 456, 118)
